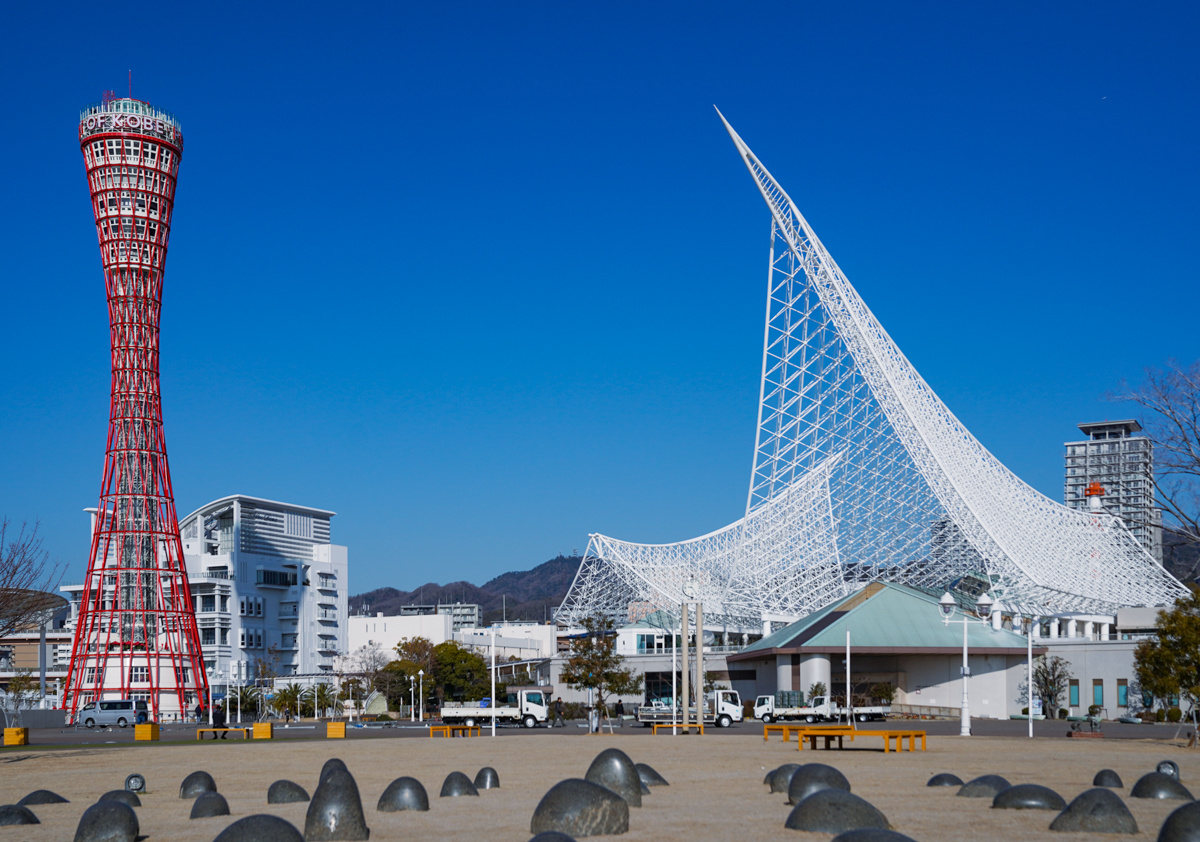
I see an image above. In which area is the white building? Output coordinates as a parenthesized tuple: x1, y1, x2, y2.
(61, 495, 350, 700)
(456, 623, 557, 661)
(345, 615, 557, 667)
(176, 495, 349, 685)
(348, 612, 455, 657)
(1065, 420, 1162, 563)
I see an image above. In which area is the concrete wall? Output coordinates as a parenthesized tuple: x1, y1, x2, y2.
(1042, 639, 1141, 717)
(738, 651, 1031, 719)
(348, 613, 454, 654)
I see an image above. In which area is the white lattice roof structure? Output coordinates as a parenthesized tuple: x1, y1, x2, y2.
(556, 112, 1187, 630)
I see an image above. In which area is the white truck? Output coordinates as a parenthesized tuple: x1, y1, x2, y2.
(636, 689, 744, 728)
(754, 694, 890, 723)
(440, 687, 551, 729)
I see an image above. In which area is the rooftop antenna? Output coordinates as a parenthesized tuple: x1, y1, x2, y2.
(128, 70, 132, 99)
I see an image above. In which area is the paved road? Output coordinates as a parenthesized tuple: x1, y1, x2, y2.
(8, 715, 1192, 749)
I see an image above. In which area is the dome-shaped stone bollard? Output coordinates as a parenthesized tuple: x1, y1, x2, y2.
(1050, 788, 1138, 834)
(214, 814, 305, 842)
(180, 770, 217, 798)
(72, 800, 139, 842)
(321, 759, 349, 782)
(377, 777, 429, 812)
(992, 784, 1067, 811)
(1094, 769, 1124, 788)
(268, 780, 310, 804)
(767, 764, 800, 793)
(98, 790, 141, 808)
(831, 830, 919, 842)
(1132, 772, 1194, 801)
(787, 764, 851, 806)
(305, 766, 371, 841)
(785, 789, 889, 833)
(190, 791, 231, 819)
(475, 767, 500, 790)
(440, 771, 479, 798)
(530, 779, 629, 837)
(0, 805, 40, 826)
(1158, 801, 1200, 842)
(926, 773, 963, 787)
(956, 775, 1011, 798)
(18, 789, 68, 806)
(585, 748, 642, 807)
(636, 763, 668, 787)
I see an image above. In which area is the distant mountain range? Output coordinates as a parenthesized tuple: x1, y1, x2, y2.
(349, 555, 581, 625)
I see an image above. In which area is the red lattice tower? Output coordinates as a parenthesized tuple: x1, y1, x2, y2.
(65, 97, 208, 720)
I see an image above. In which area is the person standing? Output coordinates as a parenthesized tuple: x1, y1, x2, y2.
(615, 698, 625, 719)
(212, 703, 228, 739)
(553, 697, 565, 728)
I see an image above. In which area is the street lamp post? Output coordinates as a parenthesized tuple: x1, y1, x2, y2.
(409, 675, 415, 722)
(938, 591, 994, 737)
(418, 670, 424, 723)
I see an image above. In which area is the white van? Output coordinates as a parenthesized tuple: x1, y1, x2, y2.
(75, 699, 148, 728)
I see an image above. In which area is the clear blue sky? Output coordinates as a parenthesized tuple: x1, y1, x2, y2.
(2, 1, 1197, 593)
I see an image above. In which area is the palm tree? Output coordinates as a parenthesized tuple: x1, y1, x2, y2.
(314, 683, 338, 718)
(274, 682, 302, 720)
(235, 685, 262, 721)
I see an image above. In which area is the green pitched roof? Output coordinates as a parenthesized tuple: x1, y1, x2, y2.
(734, 582, 1031, 658)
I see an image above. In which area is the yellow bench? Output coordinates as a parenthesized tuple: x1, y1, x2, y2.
(794, 726, 856, 751)
(794, 727, 925, 753)
(651, 722, 704, 734)
(763, 723, 811, 742)
(196, 727, 252, 740)
(429, 724, 481, 738)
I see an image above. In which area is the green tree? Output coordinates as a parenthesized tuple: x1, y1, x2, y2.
(273, 682, 303, 719)
(807, 682, 828, 704)
(1135, 585, 1200, 723)
(559, 615, 643, 711)
(1033, 656, 1073, 719)
(233, 684, 261, 720)
(869, 682, 896, 704)
(432, 641, 490, 703)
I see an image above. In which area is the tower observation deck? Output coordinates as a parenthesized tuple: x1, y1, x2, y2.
(64, 96, 208, 719)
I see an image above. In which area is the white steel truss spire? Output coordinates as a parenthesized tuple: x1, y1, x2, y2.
(556, 112, 1186, 629)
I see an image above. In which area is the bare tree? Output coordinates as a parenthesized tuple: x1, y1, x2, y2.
(0, 519, 64, 639)
(1117, 360, 1200, 573)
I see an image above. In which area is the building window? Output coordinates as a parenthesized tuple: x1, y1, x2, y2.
(239, 630, 246, 648)
(1117, 679, 1128, 707)
(201, 595, 215, 613)
(201, 628, 216, 645)
(1093, 679, 1104, 708)
(220, 628, 229, 645)
(220, 596, 228, 613)
(129, 666, 148, 683)
(256, 598, 264, 616)
(85, 667, 96, 683)
(256, 630, 263, 649)
(1069, 679, 1080, 707)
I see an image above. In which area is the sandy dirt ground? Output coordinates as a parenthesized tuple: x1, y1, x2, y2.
(1, 730, 1197, 841)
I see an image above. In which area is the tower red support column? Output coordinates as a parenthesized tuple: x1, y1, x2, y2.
(65, 96, 208, 721)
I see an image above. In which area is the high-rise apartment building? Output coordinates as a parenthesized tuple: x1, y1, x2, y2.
(178, 495, 349, 683)
(1064, 420, 1162, 563)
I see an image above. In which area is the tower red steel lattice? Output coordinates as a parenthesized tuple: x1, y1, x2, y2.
(65, 96, 208, 720)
